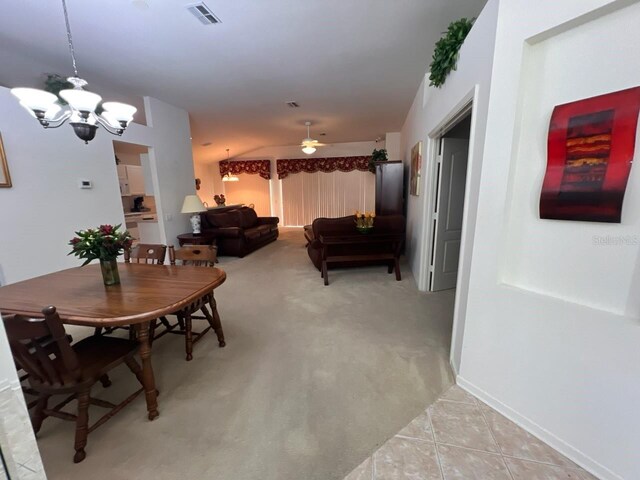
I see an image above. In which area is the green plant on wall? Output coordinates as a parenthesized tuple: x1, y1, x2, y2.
(44, 74, 73, 104)
(43, 73, 104, 113)
(429, 18, 474, 88)
(369, 148, 388, 173)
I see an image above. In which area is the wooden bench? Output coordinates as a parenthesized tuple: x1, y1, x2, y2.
(318, 233, 404, 285)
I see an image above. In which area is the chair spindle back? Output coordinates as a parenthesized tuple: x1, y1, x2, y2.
(124, 244, 167, 265)
(2, 306, 81, 387)
(168, 245, 217, 267)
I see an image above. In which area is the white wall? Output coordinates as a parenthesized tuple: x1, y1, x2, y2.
(139, 97, 196, 246)
(401, 0, 640, 478)
(223, 173, 272, 216)
(0, 88, 125, 284)
(457, 2, 640, 479)
(385, 132, 401, 160)
(400, 0, 499, 374)
(194, 160, 217, 206)
(0, 87, 195, 284)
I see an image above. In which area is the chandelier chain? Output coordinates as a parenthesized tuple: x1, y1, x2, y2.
(61, 0, 79, 77)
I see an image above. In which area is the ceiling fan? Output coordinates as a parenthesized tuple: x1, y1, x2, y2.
(300, 121, 326, 155)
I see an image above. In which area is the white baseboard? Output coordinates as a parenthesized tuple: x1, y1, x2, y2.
(456, 376, 622, 480)
(449, 358, 459, 377)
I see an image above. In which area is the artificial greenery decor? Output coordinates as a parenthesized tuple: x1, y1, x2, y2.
(44, 74, 73, 104)
(369, 148, 388, 173)
(429, 18, 474, 88)
(43, 73, 104, 113)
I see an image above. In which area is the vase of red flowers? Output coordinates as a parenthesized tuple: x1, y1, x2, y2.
(69, 224, 133, 286)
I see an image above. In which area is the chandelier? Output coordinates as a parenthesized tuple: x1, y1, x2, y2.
(10, 0, 136, 144)
(222, 149, 239, 182)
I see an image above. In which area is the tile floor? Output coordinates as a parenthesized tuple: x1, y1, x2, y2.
(344, 385, 598, 480)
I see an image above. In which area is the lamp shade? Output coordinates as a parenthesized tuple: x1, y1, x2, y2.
(102, 102, 137, 123)
(181, 195, 206, 214)
(60, 89, 102, 113)
(11, 88, 58, 112)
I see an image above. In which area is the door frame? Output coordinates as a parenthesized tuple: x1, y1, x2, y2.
(417, 86, 479, 375)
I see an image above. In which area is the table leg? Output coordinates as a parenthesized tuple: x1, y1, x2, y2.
(322, 260, 329, 286)
(185, 312, 194, 361)
(394, 257, 402, 281)
(135, 322, 159, 420)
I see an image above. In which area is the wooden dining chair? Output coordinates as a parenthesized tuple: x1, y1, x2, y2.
(16, 332, 73, 410)
(3, 306, 145, 463)
(124, 243, 167, 264)
(96, 243, 168, 338)
(163, 245, 226, 361)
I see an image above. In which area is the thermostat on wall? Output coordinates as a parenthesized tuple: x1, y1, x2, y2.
(78, 179, 93, 189)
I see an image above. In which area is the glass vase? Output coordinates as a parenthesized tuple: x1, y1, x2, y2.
(100, 259, 120, 286)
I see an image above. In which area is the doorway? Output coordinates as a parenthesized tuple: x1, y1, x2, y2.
(428, 113, 472, 292)
(113, 141, 161, 245)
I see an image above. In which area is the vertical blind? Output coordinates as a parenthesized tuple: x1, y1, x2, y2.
(281, 170, 375, 226)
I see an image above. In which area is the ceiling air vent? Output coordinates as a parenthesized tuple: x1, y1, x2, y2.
(187, 3, 221, 25)
(286, 101, 300, 108)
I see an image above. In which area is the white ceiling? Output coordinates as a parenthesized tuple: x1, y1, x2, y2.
(0, 0, 486, 164)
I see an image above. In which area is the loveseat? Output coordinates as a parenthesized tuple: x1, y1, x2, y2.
(200, 206, 279, 257)
(306, 215, 405, 271)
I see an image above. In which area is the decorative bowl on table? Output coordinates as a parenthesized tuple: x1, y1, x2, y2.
(354, 210, 375, 234)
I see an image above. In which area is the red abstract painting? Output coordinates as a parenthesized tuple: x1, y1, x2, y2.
(540, 86, 640, 222)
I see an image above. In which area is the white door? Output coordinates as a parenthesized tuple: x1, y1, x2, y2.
(430, 138, 469, 291)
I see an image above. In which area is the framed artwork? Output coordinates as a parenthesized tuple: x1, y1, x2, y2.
(410, 141, 422, 196)
(540, 86, 640, 222)
(0, 134, 11, 188)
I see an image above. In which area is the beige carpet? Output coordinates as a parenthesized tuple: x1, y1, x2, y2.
(37, 228, 455, 480)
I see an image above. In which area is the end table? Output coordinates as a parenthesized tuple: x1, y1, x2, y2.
(177, 232, 217, 247)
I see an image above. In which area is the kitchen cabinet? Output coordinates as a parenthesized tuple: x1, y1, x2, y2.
(126, 165, 145, 196)
(118, 165, 146, 196)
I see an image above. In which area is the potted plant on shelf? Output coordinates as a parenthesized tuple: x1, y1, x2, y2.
(354, 210, 375, 234)
(369, 148, 388, 173)
(69, 224, 133, 286)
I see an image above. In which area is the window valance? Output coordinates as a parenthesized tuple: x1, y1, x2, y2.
(276, 156, 372, 179)
(219, 159, 271, 180)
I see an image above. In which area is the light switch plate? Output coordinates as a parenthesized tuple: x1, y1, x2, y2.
(78, 179, 93, 189)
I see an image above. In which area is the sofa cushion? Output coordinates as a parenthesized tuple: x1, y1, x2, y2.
(202, 211, 238, 229)
(244, 226, 262, 240)
(237, 208, 259, 229)
(255, 225, 273, 236)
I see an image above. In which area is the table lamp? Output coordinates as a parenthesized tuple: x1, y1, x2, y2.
(181, 195, 206, 234)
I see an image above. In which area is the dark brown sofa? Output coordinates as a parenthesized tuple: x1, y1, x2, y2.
(306, 215, 405, 271)
(200, 207, 279, 257)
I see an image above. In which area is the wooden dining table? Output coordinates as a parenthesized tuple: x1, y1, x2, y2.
(0, 263, 227, 420)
